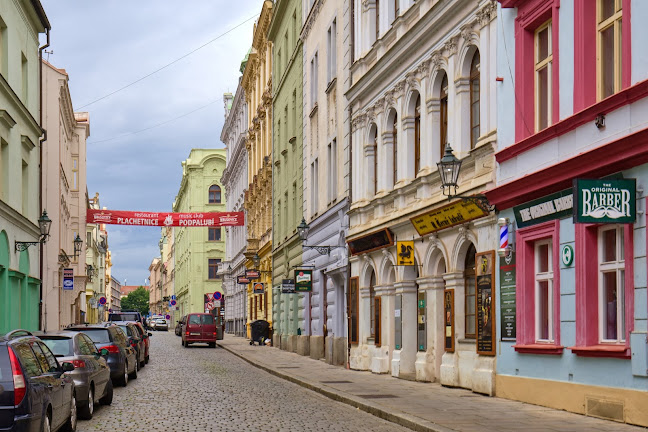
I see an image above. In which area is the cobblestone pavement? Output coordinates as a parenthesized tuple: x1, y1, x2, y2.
(78, 331, 408, 432)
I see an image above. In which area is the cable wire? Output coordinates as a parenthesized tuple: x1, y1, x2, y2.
(75, 13, 259, 110)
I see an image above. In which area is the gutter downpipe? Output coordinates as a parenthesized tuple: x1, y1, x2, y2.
(346, 104, 352, 369)
(38, 27, 50, 331)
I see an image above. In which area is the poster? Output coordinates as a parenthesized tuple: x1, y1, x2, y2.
(476, 250, 495, 356)
(499, 252, 516, 341)
(294, 269, 313, 292)
(444, 289, 454, 352)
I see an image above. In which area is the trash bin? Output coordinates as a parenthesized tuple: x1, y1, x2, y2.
(250, 320, 270, 346)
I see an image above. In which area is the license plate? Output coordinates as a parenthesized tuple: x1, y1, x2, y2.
(190, 333, 200, 336)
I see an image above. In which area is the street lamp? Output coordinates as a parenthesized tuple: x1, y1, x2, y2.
(73, 234, 83, 258)
(15, 210, 52, 252)
(297, 218, 343, 255)
(436, 144, 495, 212)
(252, 253, 260, 269)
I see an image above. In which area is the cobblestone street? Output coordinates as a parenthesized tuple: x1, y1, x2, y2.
(78, 331, 407, 432)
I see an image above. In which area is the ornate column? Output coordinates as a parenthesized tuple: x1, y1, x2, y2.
(440, 271, 463, 387)
(415, 276, 445, 382)
(391, 280, 417, 378)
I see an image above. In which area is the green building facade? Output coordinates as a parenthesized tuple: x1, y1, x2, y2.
(268, 0, 304, 348)
(173, 149, 227, 317)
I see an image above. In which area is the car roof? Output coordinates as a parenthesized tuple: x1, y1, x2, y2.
(34, 331, 80, 339)
(0, 329, 39, 344)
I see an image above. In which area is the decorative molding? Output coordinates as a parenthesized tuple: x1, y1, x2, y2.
(301, 0, 326, 41)
(443, 36, 459, 56)
(21, 135, 35, 152)
(0, 110, 17, 130)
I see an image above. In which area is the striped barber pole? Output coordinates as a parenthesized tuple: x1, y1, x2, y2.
(500, 224, 508, 250)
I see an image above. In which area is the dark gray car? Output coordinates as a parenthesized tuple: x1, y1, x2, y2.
(66, 324, 137, 387)
(37, 331, 113, 420)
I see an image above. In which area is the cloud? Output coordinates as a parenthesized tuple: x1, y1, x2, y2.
(41, 0, 256, 284)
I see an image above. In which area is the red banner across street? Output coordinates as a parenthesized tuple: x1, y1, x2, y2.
(86, 209, 244, 227)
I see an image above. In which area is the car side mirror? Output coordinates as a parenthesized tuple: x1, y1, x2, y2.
(61, 362, 75, 372)
(99, 348, 109, 357)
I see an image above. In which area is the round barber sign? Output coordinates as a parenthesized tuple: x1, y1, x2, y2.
(561, 245, 574, 267)
(213, 291, 222, 301)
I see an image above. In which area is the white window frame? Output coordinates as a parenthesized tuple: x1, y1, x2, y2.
(598, 225, 625, 343)
(534, 239, 554, 343)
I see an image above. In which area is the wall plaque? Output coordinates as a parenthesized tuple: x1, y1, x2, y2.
(499, 252, 516, 341)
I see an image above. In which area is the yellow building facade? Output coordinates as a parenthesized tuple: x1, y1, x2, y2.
(242, 0, 274, 339)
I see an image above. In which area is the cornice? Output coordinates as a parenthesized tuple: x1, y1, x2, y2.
(301, 0, 325, 41)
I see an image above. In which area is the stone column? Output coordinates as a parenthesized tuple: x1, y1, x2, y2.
(415, 276, 445, 382)
(372, 284, 394, 373)
(391, 281, 417, 379)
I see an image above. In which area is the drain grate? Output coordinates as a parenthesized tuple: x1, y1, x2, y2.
(320, 380, 353, 384)
(356, 394, 398, 399)
(276, 366, 300, 369)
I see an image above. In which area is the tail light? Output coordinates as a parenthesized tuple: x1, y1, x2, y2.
(103, 345, 120, 354)
(8, 348, 26, 406)
(71, 359, 85, 369)
(130, 341, 137, 348)
(185, 331, 189, 335)
(213, 333, 217, 336)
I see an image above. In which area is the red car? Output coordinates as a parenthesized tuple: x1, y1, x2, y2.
(131, 321, 151, 365)
(182, 313, 217, 348)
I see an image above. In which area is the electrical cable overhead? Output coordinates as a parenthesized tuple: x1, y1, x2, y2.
(75, 12, 259, 110)
(88, 98, 220, 145)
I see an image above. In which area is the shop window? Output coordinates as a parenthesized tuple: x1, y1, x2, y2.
(374, 296, 381, 347)
(469, 51, 480, 148)
(464, 244, 476, 338)
(208, 185, 221, 204)
(598, 225, 625, 342)
(535, 20, 552, 131)
(513, 220, 562, 354)
(349, 277, 359, 344)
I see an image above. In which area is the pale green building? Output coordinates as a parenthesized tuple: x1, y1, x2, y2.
(173, 149, 227, 316)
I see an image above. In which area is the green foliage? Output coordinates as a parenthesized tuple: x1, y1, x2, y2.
(121, 286, 150, 315)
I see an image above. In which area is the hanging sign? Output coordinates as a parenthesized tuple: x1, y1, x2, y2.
(499, 252, 516, 341)
(237, 276, 250, 284)
(396, 241, 415, 266)
(63, 268, 74, 291)
(281, 279, 295, 293)
(253, 282, 265, 294)
(513, 189, 573, 228)
(573, 178, 636, 224)
(347, 228, 394, 255)
(410, 200, 488, 236)
(87, 209, 244, 227)
(476, 251, 496, 356)
(294, 269, 313, 292)
(245, 270, 261, 279)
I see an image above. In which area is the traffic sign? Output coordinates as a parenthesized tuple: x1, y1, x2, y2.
(98, 296, 107, 305)
(171, 294, 176, 300)
(165, 314, 171, 320)
(213, 292, 222, 300)
(170, 300, 177, 306)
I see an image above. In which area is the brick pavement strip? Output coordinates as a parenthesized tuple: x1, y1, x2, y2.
(77, 331, 409, 432)
(217, 335, 647, 432)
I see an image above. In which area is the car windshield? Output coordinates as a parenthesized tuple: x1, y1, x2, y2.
(110, 313, 139, 321)
(156, 319, 166, 323)
(118, 326, 130, 336)
(77, 329, 111, 344)
(40, 337, 74, 357)
(202, 315, 214, 325)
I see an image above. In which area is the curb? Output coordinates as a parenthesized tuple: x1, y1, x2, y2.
(217, 342, 455, 432)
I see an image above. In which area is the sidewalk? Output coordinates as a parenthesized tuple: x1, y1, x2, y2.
(218, 334, 645, 432)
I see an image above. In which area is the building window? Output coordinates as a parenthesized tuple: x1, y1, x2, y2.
(369, 270, 376, 339)
(21, 53, 27, 103)
(0, 16, 7, 78)
(535, 21, 553, 131)
(371, 125, 378, 195)
(392, 113, 398, 186)
(440, 73, 448, 160)
(598, 225, 625, 342)
(72, 157, 79, 191)
(208, 227, 221, 242)
(327, 140, 337, 204)
(311, 159, 318, 216)
(208, 259, 221, 280)
(208, 185, 221, 203)
(414, 94, 421, 174)
(469, 51, 480, 149)
(22, 160, 28, 217)
(327, 19, 337, 83)
(597, 0, 623, 100)
(375, 0, 380, 42)
(392, 0, 399, 22)
(464, 244, 476, 338)
(311, 52, 318, 108)
(535, 239, 554, 342)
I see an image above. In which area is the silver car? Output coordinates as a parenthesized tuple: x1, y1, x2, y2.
(154, 318, 168, 331)
(37, 331, 113, 420)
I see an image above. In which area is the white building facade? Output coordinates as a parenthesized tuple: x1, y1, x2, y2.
(347, 0, 498, 394)
(220, 87, 249, 337)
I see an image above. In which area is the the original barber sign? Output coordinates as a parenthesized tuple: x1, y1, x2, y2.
(573, 179, 636, 224)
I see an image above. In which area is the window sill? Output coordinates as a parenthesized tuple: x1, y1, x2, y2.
(309, 103, 318, 118)
(513, 344, 564, 355)
(325, 78, 337, 94)
(569, 345, 630, 359)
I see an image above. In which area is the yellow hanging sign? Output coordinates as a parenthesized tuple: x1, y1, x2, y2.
(410, 200, 488, 236)
(396, 241, 415, 266)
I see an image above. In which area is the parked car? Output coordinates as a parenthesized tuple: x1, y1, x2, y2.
(182, 313, 217, 348)
(175, 315, 186, 336)
(147, 317, 156, 331)
(0, 329, 77, 432)
(154, 319, 168, 332)
(115, 323, 145, 371)
(37, 331, 113, 420)
(131, 321, 151, 365)
(66, 324, 137, 387)
(108, 311, 142, 324)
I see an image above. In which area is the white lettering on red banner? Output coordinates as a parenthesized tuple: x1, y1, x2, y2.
(87, 209, 244, 227)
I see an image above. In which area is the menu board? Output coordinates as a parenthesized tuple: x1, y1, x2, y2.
(476, 251, 496, 356)
(499, 253, 516, 341)
(444, 289, 455, 352)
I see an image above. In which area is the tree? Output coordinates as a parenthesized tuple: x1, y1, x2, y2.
(121, 286, 150, 315)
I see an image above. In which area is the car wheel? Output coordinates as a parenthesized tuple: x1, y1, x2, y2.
(136, 357, 141, 371)
(99, 379, 113, 406)
(41, 412, 51, 432)
(118, 363, 129, 387)
(209, 342, 216, 348)
(181, 339, 185, 347)
(145, 355, 149, 364)
(60, 392, 77, 432)
(185, 341, 191, 347)
(78, 385, 94, 420)
(129, 361, 138, 379)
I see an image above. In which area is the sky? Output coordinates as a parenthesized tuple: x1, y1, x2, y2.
(40, 1, 260, 286)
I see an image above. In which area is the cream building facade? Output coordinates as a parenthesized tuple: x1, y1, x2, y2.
(347, 0, 498, 394)
(85, 195, 109, 323)
(241, 0, 274, 339)
(148, 257, 162, 314)
(160, 226, 175, 323)
(41, 60, 89, 330)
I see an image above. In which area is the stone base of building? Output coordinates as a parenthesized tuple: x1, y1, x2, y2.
(439, 347, 495, 395)
(496, 375, 648, 427)
(309, 335, 324, 360)
(273, 334, 282, 348)
(415, 351, 436, 382)
(325, 336, 347, 366)
(296, 335, 310, 356)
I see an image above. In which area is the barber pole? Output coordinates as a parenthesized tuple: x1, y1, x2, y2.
(498, 218, 510, 257)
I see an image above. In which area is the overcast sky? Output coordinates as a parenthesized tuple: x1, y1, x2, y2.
(40, 1, 259, 287)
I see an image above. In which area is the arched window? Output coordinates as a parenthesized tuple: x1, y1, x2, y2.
(208, 185, 222, 204)
(392, 113, 398, 186)
(440, 73, 448, 160)
(375, 0, 380, 42)
(369, 270, 376, 338)
(470, 51, 480, 149)
(371, 125, 378, 196)
(414, 95, 421, 174)
(464, 243, 477, 338)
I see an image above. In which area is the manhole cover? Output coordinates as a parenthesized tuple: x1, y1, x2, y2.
(356, 394, 398, 399)
(321, 380, 353, 384)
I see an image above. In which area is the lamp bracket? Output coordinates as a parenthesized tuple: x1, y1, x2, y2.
(445, 194, 496, 213)
(303, 244, 343, 256)
(15, 239, 44, 253)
